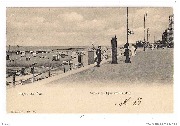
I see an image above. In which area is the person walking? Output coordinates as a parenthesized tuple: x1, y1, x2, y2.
(96, 46, 102, 67)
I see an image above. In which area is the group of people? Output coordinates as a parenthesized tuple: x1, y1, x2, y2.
(93, 44, 137, 67)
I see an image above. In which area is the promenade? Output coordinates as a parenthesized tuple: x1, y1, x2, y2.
(50, 48, 173, 85)
(7, 48, 173, 113)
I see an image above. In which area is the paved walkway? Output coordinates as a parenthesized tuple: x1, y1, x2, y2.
(50, 48, 173, 85)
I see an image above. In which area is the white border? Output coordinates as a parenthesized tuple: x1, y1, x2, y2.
(1, 0, 176, 7)
(0, 0, 179, 126)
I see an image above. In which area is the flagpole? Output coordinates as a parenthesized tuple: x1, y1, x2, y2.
(125, 7, 131, 63)
(143, 13, 147, 51)
(144, 14, 146, 42)
(127, 7, 129, 45)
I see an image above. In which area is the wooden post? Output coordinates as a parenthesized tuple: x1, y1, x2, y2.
(12, 71, 16, 87)
(111, 35, 118, 64)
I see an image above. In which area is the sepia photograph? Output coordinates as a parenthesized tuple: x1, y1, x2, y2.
(6, 7, 174, 113)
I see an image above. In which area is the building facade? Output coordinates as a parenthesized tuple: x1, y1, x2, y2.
(162, 14, 174, 47)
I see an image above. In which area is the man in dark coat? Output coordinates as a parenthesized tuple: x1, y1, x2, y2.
(96, 46, 101, 67)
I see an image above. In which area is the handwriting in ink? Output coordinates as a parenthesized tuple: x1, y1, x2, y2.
(133, 97, 142, 106)
(115, 97, 143, 107)
(115, 97, 131, 106)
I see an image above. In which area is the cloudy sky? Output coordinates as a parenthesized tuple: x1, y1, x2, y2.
(6, 7, 173, 46)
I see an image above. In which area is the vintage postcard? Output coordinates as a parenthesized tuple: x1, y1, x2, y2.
(6, 7, 174, 113)
(0, 0, 179, 125)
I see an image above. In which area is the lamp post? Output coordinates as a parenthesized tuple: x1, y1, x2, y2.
(125, 7, 131, 63)
(143, 13, 147, 51)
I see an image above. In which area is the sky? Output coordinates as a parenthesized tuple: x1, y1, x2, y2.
(6, 7, 173, 46)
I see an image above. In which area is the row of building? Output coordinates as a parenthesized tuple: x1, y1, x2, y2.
(161, 14, 174, 48)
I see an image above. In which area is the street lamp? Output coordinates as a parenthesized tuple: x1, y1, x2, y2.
(125, 7, 134, 63)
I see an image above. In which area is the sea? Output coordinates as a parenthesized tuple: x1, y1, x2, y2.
(6, 46, 89, 51)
